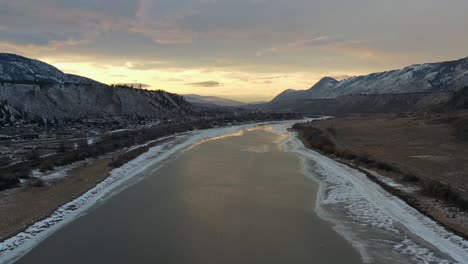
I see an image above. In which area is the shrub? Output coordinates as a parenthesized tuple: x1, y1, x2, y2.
(401, 173, 419, 182)
(39, 159, 55, 172)
(326, 126, 337, 136)
(335, 149, 357, 160)
(295, 126, 336, 153)
(421, 179, 467, 211)
(58, 141, 67, 153)
(356, 155, 373, 166)
(13, 166, 32, 179)
(0, 156, 11, 167)
(27, 149, 40, 161)
(108, 145, 149, 168)
(76, 139, 89, 149)
(422, 180, 456, 200)
(28, 177, 46, 187)
(374, 161, 394, 172)
(0, 173, 20, 190)
(452, 118, 468, 141)
(321, 144, 336, 155)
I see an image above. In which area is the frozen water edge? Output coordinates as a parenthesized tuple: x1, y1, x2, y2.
(0, 120, 306, 264)
(272, 123, 468, 263)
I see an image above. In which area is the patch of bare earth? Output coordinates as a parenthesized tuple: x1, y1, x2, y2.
(0, 152, 119, 241)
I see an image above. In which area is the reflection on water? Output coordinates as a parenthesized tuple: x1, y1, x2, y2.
(16, 127, 362, 264)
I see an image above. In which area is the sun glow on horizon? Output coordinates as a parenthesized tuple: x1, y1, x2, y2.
(44, 56, 351, 102)
(2, 0, 467, 101)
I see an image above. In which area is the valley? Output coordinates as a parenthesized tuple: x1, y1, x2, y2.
(1, 52, 468, 263)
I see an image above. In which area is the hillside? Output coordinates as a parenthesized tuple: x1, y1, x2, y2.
(0, 53, 192, 123)
(263, 92, 453, 116)
(437, 86, 468, 112)
(273, 57, 468, 102)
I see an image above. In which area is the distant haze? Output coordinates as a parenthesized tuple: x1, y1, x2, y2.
(183, 94, 245, 107)
(1, 0, 467, 101)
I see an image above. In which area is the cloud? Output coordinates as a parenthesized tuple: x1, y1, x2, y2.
(186, 81, 222, 87)
(135, 0, 151, 20)
(2, 0, 467, 103)
(1, 0, 194, 51)
(256, 36, 345, 56)
(0, 36, 93, 56)
(255, 35, 399, 62)
(129, 21, 194, 44)
(123, 60, 170, 70)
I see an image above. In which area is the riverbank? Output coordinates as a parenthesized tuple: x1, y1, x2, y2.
(292, 115, 468, 238)
(0, 134, 178, 243)
(0, 156, 112, 242)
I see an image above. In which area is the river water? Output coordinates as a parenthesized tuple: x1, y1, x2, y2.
(11, 123, 468, 263)
(15, 126, 361, 263)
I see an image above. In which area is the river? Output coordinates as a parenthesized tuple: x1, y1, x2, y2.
(5, 122, 468, 263)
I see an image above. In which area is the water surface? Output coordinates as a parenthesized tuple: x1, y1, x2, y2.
(16, 127, 361, 264)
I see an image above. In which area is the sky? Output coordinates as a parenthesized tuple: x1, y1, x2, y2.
(1, 0, 467, 102)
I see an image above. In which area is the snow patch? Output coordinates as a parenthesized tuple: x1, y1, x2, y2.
(31, 160, 89, 182)
(411, 155, 449, 162)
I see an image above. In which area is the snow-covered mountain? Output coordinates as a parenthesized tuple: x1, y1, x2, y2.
(0, 53, 100, 85)
(0, 53, 192, 122)
(272, 57, 468, 101)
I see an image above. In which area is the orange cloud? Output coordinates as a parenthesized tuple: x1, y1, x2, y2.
(255, 36, 402, 62)
(0, 38, 91, 56)
(186, 81, 222, 87)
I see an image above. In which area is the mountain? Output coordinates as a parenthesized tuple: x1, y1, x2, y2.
(266, 92, 453, 115)
(273, 77, 339, 101)
(0, 53, 192, 123)
(272, 57, 468, 102)
(0, 53, 100, 86)
(183, 94, 245, 107)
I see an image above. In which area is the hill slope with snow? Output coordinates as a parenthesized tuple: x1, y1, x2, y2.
(273, 57, 468, 102)
(0, 53, 192, 122)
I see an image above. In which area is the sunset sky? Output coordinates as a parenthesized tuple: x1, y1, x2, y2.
(1, 0, 467, 102)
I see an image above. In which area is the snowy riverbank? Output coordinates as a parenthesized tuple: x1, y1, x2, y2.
(272, 122, 468, 263)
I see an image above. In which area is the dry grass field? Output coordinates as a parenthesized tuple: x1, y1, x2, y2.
(0, 153, 116, 241)
(308, 114, 468, 197)
(295, 112, 468, 236)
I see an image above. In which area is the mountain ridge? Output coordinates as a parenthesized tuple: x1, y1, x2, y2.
(0, 53, 192, 124)
(272, 56, 468, 102)
(182, 94, 245, 107)
(0, 53, 101, 86)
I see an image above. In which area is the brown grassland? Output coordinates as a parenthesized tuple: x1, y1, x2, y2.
(294, 113, 468, 237)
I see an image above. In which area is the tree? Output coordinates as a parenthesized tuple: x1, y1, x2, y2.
(58, 141, 67, 153)
(0, 156, 11, 167)
(28, 149, 40, 160)
(77, 139, 89, 149)
(39, 159, 54, 172)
